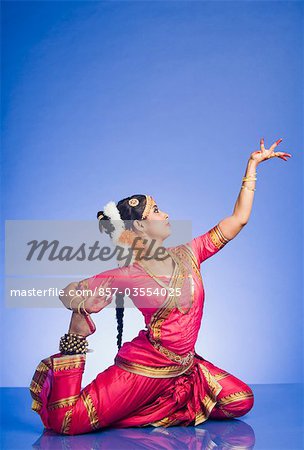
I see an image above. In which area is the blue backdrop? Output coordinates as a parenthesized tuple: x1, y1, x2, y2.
(1, 1, 302, 387)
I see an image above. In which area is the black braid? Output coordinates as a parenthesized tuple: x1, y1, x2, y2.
(97, 194, 150, 351)
(115, 292, 124, 350)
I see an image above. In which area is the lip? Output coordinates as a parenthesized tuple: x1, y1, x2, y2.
(166, 222, 171, 227)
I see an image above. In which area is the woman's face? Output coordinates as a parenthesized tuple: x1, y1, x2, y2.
(142, 198, 171, 241)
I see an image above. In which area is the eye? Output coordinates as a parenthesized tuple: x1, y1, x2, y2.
(154, 206, 159, 213)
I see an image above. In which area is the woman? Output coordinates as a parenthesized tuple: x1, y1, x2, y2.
(29, 138, 291, 435)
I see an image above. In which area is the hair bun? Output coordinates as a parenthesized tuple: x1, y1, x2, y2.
(97, 209, 114, 236)
(97, 210, 105, 221)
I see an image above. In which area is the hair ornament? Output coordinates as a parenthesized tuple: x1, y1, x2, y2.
(142, 195, 154, 219)
(103, 201, 126, 245)
(101, 195, 154, 267)
(128, 198, 139, 207)
(103, 200, 136, 267)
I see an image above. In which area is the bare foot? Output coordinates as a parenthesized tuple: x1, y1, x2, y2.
(68, 311, 96, 337)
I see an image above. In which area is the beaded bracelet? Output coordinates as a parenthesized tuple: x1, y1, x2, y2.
(59, 333, 89, 355)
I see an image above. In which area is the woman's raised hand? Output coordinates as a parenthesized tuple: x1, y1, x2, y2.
(250, 138, 292, 164)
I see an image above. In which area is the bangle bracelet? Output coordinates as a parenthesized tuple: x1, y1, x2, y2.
(69, 294, 86, 311)
(77, 298, 89, 315)
(241, 185, 256, 192)
(242, 176, 257, 182)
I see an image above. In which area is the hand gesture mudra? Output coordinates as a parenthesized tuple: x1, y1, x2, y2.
(77, 278, 115, 314)
(60, 277, 115, 314)
(250, 138, 292, 164)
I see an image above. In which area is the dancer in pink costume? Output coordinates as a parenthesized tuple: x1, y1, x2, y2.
(29, 138, 291, 435)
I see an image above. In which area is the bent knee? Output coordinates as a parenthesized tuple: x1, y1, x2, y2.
(234, 395, 254, 417)
(219, 387, 254, 418)
(47, 409, 79, 435)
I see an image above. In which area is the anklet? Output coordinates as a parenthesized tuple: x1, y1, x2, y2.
(59, 332, 89, 354)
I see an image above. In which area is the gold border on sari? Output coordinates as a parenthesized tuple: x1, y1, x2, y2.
(142, 361, 224, 428)
(29, 357, 52, 412)
(31, 399, 42, 413)
(114, 354, 194, 378)
(145, 360, 225, 427)
(209, 224, 230, 250)
(80, 390, 100, 430)
(142, 416, 183, 427)
(217, 390, 254, 407)
(181, 243, 202, 280)
(147, 246, 194, 340)
(48, 394, 79, 410)
(126, 245, 197, 375)
(212, 371, 231, 381)
(193, 362, 224, 426)
(60, 409, 73, 434)
(52, 354, 86, 372)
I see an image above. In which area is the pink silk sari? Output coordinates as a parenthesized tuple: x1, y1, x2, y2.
(29, 224, 254, 435)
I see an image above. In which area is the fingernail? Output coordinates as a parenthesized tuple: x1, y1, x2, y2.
(276, 138, 283, 144)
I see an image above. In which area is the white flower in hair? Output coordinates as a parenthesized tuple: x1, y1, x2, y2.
(103, 200, 135, 267)
(103, 201, 125, 244)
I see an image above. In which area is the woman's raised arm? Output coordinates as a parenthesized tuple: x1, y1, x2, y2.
(224, 137, 291, 234)
(188, 137, 291, 265)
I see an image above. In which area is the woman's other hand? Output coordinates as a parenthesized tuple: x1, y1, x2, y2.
(59, 277, 115, 314)
(77, 277, 115, 314)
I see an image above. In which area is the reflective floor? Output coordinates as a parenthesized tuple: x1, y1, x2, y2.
(1, 384, 303, 450)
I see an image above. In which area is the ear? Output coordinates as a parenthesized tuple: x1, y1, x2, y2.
(133, 219, 145, 234)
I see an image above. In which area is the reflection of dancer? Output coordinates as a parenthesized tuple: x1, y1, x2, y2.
(29, 138, 291, 435)
(33, 419, 256, 450)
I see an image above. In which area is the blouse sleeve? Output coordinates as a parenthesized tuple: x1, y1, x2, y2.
(186, 223, 231, 266)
